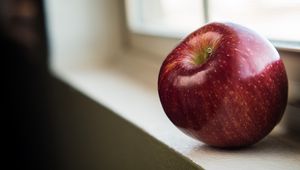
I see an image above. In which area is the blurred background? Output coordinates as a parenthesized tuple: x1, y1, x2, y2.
(2, 0, 299, 169)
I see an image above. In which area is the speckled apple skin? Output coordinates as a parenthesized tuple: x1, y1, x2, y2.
(158, 22, 288, 148)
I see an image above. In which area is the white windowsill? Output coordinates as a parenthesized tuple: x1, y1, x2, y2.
(50, 50, 300, 170)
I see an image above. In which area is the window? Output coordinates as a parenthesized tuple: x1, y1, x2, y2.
(126, 0, 300, 44)
(125, 0, 205, 37)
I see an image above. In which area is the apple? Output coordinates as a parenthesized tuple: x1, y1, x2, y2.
(158, 22, 288, 148)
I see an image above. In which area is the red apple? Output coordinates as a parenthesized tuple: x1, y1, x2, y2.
(158, 22, 288, 148)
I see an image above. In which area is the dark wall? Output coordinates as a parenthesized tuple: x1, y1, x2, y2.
(1, 0, 55, 169)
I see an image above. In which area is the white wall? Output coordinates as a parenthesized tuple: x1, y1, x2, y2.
(45, 0, 123, 68)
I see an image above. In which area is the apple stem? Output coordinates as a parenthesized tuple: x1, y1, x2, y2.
(207, 47, 212, 54)
(193, 47, 213, 65)
(204, 47, 213, 60)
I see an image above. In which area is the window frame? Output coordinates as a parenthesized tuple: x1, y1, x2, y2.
(125, 0, 300, 55)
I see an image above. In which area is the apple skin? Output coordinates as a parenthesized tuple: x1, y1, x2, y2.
(158, 22, 288, 148)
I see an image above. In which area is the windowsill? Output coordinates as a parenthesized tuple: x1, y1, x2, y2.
(50, 49, 300, 170)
